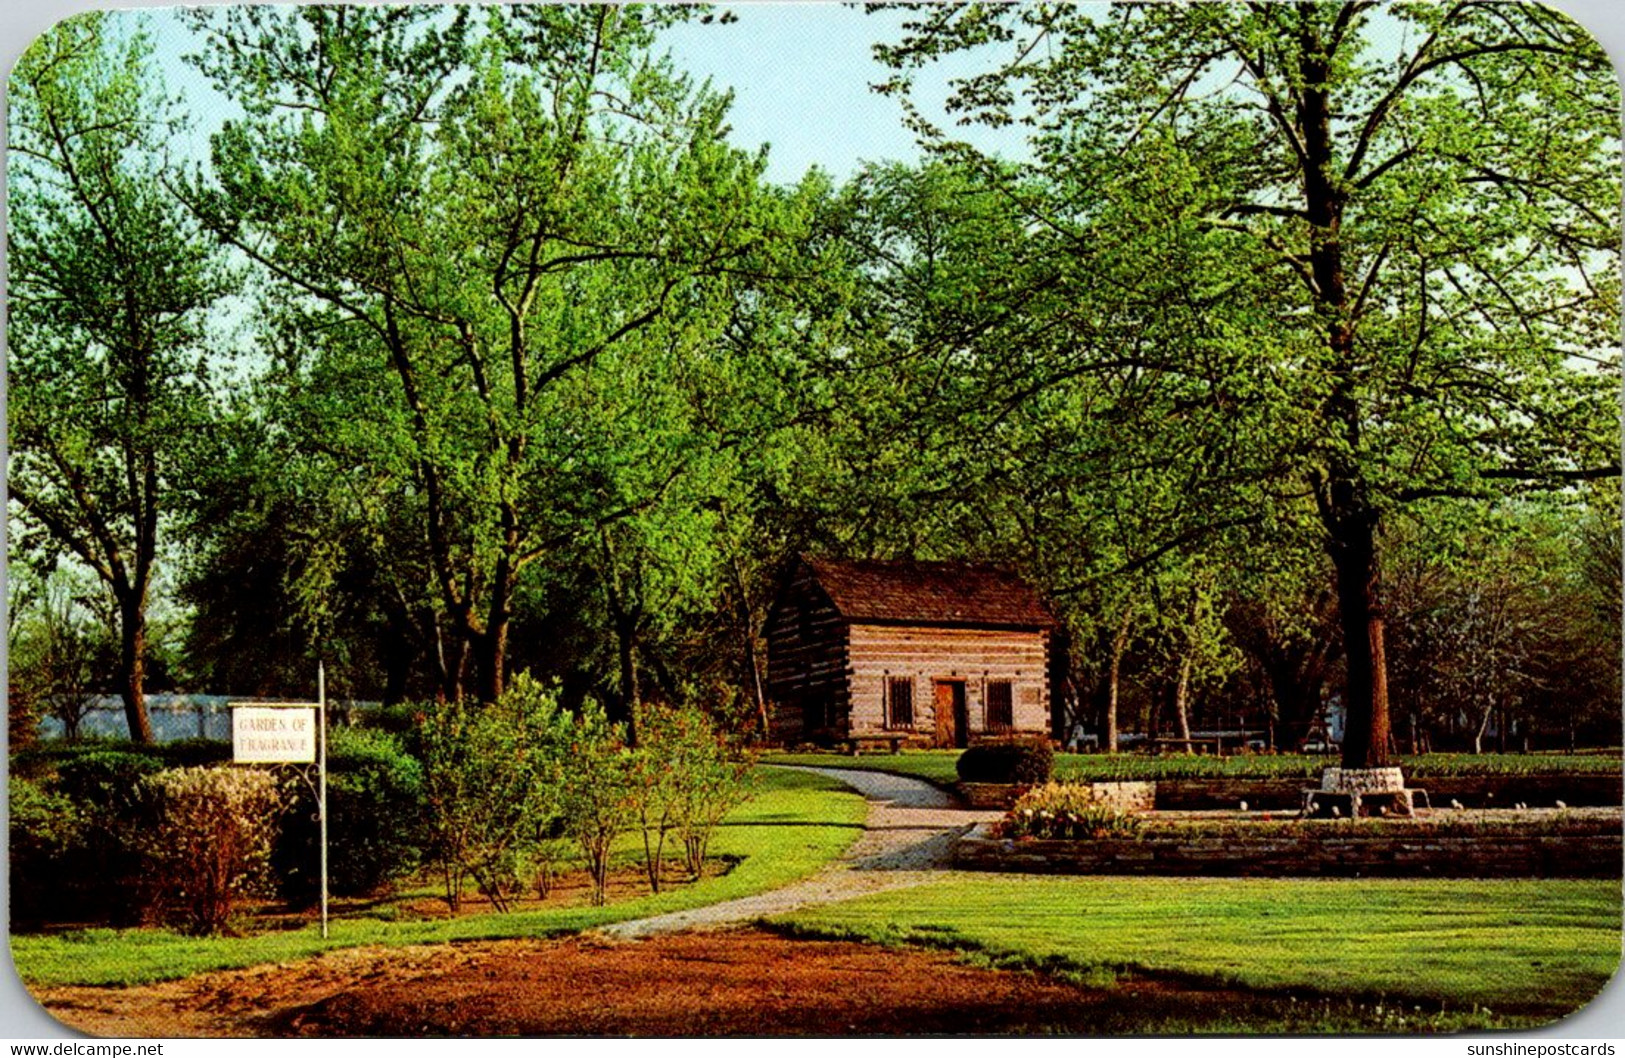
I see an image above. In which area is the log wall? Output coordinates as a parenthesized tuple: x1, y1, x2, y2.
(847, 624, 1050, 742)
(764, 567, 849, 744)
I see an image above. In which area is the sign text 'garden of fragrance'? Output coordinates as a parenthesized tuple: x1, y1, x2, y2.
(232, 706, 318, 763)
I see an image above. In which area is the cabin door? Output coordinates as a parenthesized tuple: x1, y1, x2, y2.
(933, 680, 969, 749)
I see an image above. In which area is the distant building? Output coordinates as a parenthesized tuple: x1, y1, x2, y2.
(765, 557, 1059, 748)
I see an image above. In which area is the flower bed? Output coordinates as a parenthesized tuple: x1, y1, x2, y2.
(999, 782, 1148, 839)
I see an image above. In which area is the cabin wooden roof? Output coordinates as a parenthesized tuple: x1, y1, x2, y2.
(801, 557, 1055, 630)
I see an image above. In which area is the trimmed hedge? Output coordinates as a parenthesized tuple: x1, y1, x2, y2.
(42, 751, 165, 926)
(12, 731, 428, 928)
(957, 740, 1054, 785)
(12, 737, 232, 780)
(273, 727, 426, 903)
(9, 778, 82, 929)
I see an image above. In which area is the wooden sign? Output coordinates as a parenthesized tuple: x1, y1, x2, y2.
(232, 705, 318, 763)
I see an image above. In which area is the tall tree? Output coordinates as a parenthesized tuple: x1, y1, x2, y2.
(185, 5, 775, 701)
(8, 13, 227, 741)
(877, 2, 1619, 769)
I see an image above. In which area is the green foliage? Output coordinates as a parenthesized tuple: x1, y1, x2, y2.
(274, 727, 427, 903)
(560, 709, 637, 907)
(153, 738, 236, 768)
(351, 703, 424, 738)
(8, 777, 83, 927)
(181, 4, 785, 704)
(9, 5, 1620, 844)
(8, 12, 231, 740)
(416, 676, 570, 911)
(6, 566, 112, 741)
(12, 768, 866, 986)
(644, 703, 755, 881)
(11, 738, 233, 785)
(1385, 501, 1623, 751)
(868, 3, 1620, 767)
(999, 782, 1143, 840)
(955, 740, 1054, 785)
(46, 749, 166, 922)
(52, 749, 165, 806)
(627, 705, 681, 893)
(140, 767, 284, 936)
(8, 776, 80, 851)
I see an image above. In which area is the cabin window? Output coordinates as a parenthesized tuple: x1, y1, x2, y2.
(886, 677, 914, 728)
(986, 680, 1014, 732)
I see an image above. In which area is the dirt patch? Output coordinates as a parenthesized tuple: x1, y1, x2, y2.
(33, 928, 1250, 1037)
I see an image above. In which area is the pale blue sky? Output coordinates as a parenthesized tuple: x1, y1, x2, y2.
(7, 2, 1035, 187)
(659, 4, 1025, 182)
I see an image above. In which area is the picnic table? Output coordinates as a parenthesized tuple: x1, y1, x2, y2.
(844, 734, 906, 755)
(1147, 736, 1227, 756)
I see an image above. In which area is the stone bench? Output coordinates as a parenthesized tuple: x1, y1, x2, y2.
(844, 734, 906, 755)
(1301, 766, 1427, 818)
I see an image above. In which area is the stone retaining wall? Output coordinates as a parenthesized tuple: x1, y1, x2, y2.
(957, 783, 1031, 809)
(954, 816, 1622, 878)
(1152, 774, 1621, 811)
(1416, 774, 1621, 809)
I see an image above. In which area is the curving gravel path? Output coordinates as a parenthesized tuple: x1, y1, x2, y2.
(601, 765, 999, 939)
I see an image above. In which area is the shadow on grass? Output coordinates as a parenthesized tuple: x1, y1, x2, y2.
(756, 920, 1571, 1033)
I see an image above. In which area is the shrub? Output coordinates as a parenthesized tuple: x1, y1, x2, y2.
(417, 677, 569, 911)
(669, 724, 753, 881)
(957, 739, 1055, 785)
(9, 777, 82, 928)
(631, 702, 754, 891)
(273, 726, 427, 903)
(153, 738, 233, 768)
(629, 706, 682, 894)
(11, 738, 231, 782)
(53, 749, 164, 806)
(141, 766, 284, 935)
(999, 782, 1143, 840)
(561, 709, 636, 907)
(49, 750, 165, 925)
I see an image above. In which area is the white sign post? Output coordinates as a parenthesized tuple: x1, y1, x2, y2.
(231, 677, 329, 939)
(317, 663, 329, 940)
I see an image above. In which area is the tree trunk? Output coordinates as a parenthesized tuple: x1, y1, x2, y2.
(615, 613, 641, 718)
(1327, 513, 1392, 768)
(471, 550, 514, 703)
(427, 609, 460, 702)
(118, 595, 153, 743)
(1298, 19, 1390, 773)
(1105, 606, 1132, 753)
(1174, 650, 1193, 749)
(1473, 694, 1493, 755)
(471, 619, 507, 704)
(599, 531, 643, 738)
(725, 551, 770, 737)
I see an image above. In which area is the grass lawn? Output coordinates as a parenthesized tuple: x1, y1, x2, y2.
(769, 875, 1621, 1029)
(765, 749, 1622, 785)
(12, 767, 866, 988)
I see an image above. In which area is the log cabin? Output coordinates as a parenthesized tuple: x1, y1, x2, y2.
(765, 556, 1058, 749)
